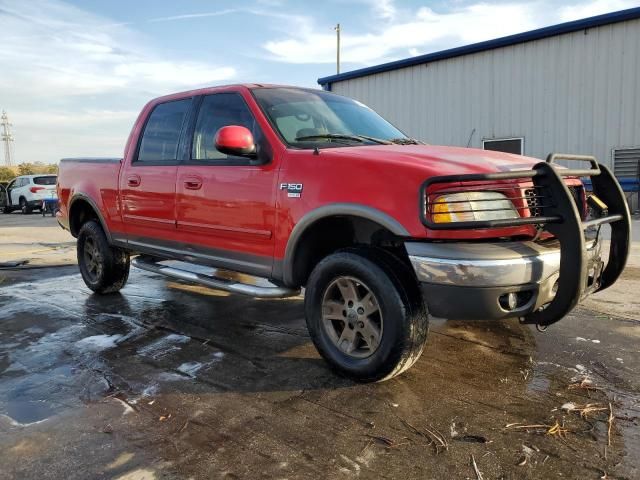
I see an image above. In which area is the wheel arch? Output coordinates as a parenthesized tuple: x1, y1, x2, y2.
(280, 203, 410, 287)
(68, 193, 113, 243)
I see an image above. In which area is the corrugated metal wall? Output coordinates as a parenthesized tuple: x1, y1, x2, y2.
(330, 18, 640, 168)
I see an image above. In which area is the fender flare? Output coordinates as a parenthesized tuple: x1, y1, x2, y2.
(281, 203, 410, 286)
(68, 193, 113, 243)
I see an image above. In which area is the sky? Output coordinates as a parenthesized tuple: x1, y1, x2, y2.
(0, 0, 638, 164)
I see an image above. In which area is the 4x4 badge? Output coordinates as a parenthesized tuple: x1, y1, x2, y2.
(280, 183, 303, 198)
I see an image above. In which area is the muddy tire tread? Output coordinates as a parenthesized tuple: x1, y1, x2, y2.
(77, 220, 130, 294)
(305, 247, 429, 382)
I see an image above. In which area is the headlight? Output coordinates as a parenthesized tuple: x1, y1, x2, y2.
(430, 191, 519, 223)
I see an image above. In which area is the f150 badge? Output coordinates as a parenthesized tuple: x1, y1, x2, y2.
(280, 183, 303, 198)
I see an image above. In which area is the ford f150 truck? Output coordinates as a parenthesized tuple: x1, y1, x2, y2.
(57, 84, 631, 382)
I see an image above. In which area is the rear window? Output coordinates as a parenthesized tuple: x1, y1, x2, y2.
(137, 99, 191, 162)
(33, 176, 57, 185)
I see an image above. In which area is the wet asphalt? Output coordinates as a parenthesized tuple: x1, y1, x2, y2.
(0, 215, 639, 479)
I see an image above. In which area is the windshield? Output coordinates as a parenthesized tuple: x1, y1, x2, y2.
(252, 88, 408, 148)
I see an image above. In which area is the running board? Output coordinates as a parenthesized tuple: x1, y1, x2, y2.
(132, 256, 300, 298)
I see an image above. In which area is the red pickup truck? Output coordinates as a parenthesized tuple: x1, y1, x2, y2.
(57, 84, 631, 382)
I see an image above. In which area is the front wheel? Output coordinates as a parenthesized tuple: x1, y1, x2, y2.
(305, 249, 428, 382)
(77, 220, 130, 294)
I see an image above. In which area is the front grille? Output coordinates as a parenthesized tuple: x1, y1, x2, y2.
(524, 188, 542, 217)
(525, 185, 584, 218)
(568, 186, 584, 217)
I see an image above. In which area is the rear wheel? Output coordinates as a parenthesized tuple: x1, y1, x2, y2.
(77, 220, 130, 294)
(305, 249, 428, 382)
(20, 198, 32, 215)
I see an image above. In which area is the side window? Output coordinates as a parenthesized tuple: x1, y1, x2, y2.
(192, 93, 259, 161)
(137, 99, 191, 162)
(483, 138, 523, 155)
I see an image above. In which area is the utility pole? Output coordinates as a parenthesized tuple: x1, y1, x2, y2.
(335, 23, 341, 74)
(1, 110, 14, 167)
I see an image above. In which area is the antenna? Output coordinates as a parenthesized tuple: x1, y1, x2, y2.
(1, 110, 15, 167)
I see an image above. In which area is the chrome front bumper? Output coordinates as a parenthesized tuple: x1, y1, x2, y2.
(406, 239, 602, 320)
(407, 241, 564, 287)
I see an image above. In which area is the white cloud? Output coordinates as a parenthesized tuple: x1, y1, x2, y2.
(149, 9, 238, 23)
(0, 0, 237, 163)
(370, 0, 397, 20)
(0, 1, 237, 96)
(255, 0, 287, 6)
(264, 2, 534, 64)
(145, 7, 313, 38)
(263, 0, 639, 65)
(558, 0, 638, 21)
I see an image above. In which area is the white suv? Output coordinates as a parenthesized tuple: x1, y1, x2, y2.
(3, 175, 58, 214)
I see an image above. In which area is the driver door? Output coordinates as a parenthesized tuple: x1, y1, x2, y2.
(175, 92, 278, 277)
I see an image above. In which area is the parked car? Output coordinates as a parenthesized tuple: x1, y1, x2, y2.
(3, 174, 58, 214)
(56, 85, 631, 382)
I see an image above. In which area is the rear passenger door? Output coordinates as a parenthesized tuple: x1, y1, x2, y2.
(175, 92, 278, 277)
(120, 98, 192, 245)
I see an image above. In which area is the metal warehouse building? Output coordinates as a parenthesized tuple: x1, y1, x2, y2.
(318, 8, 640, 185)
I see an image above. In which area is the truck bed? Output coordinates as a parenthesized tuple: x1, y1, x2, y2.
(57, 158, 123, 234)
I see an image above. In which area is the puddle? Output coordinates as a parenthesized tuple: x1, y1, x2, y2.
(137, 333, 191, 359)
(0, 271, 235, 429)
(177, 361, 204, 377)
(75, 334, 124, 351)
(0, 266, 638, 479)
(5, 399, 56, 425)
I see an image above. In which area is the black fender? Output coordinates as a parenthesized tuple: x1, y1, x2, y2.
(279, 203, 410, 286)
(68, 193, 113, 243)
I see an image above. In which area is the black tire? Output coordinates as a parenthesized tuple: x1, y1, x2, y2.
(305, 248, 429, 382)
(19, 197, 32, 215)
(77, 220, 130, 294)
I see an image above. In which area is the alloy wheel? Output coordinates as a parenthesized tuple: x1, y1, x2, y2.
(321, 276, 383, 358)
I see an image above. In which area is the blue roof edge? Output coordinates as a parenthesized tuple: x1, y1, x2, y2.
(317, 7, 640, 87)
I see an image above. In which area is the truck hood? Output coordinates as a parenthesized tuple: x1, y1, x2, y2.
(322, 143, 541, 175)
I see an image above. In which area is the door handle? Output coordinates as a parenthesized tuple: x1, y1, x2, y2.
(127, 175, 141, 187)
(184, 176, 203, 190)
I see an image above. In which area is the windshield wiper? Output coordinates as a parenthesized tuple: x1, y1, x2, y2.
(389, 137, 421, 145)
(294, 133, 364, 143)
(294, 133, 391, 145)
(353, 134, 393, 145)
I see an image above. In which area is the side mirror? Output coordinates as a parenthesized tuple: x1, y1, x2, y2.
(214, 125, 256, 157)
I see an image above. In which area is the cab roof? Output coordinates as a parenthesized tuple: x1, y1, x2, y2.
(150, 84, 321, 104)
